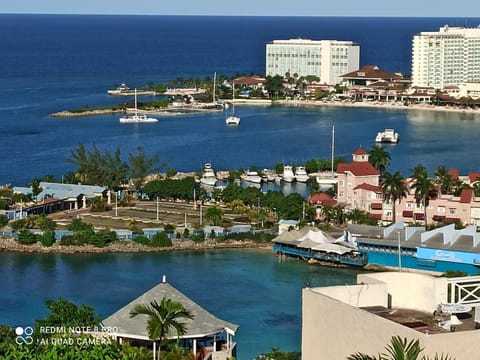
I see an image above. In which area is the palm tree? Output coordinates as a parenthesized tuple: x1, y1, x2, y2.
(382, 171, 407, 223)
(130, 297, 194, 360)
(411, 174, 435, 226)
(348, 336, 455, 360)
(434, 166, 452, 195)
(205, 205, 223, 226)
(369, 145, 391, 177)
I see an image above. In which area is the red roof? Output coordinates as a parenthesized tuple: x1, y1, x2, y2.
(460, 188, 474, 203)
(469, 172, 480, 183)
(308, 193, 334, 204)
(353, 148, 368, 155)
(233, 76, 266, 86)
(337, 161, 380, 177)
(341, 65, 402, 81)
(370, 203, 383, 210)
(354, 183, 382, 192)
(448, 169, 459, 180)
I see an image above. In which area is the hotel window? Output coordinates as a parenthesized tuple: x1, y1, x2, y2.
(438, 207, 445, 213)
(449, 208, 457, 215)
(339, 191, 344, 197)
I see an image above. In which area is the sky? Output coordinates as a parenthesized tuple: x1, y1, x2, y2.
(1, 0, 480, 17)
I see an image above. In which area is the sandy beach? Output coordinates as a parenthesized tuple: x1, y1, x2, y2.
(275, 99, 480, 114)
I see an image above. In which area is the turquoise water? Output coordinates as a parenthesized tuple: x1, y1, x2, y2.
(0, 249, 361, 359)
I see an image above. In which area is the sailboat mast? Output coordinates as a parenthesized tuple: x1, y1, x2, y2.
(134, 88, 138, 117)
(213, 72, 216, 102)
(331, 125, 335, 177)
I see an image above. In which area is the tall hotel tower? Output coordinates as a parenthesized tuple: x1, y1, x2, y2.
(265, 39, 360, 85)
(412, 25, 480, 89)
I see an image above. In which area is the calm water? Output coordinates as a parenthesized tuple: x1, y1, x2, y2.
(0, 249, 360, 359)
(1, 15, 480, 185)
(2, 15, 480, 359)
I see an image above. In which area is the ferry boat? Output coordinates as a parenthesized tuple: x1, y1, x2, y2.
(200, 163, 217, 186)
(294, 166, 309, 182)
(282, 165, 295, 183)
(375, 128, 399, 143)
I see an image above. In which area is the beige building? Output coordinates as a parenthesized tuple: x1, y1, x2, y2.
(302, 272, 480, 360)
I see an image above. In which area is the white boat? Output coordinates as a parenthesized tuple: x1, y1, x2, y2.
(108, 83, 129, 95)
(242, 170, 262, 184)
(375, 128, 399, 143)
(226, 81, 240, 126)
(282, 165, 295, 183)
(119, 89, 158, 123)
(316, 125, 338, 188)
(295, 166, 309, 182)
(262, 169, 277, 182)
(200, 163, 217, 186)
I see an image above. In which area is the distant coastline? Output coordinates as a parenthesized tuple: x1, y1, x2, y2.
(49, 98, 479, 118)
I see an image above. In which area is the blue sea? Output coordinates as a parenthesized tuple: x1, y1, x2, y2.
(1, 15, 480, 185)
(2, 14, 480, 359)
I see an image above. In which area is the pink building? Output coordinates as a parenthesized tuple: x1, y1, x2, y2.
(336, 149, 480, 226)
(336, 148, 381, 219)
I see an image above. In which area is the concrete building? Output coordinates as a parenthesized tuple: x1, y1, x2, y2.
(265, 38, 359, 85)
(412, 25, 480, 89)
(302, 272, 480, 360)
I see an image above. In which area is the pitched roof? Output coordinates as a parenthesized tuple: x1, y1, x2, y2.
(341, 65, 402, 80)
(102, 279, 238, 340)
(353, 148, 368, 155)
(337, 161, 380, 177)
(460, 188, 474, 204)
(469, 172, 480, 183)
(354, 183, 382, 192)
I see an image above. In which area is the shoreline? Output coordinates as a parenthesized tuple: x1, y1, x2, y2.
(0, 237, 272, 254)
(50, 98, 480, 118)
(275, 99, 480, 114)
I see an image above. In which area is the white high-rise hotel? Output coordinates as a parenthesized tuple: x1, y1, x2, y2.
(412, 25, 480, 89)
(265, 39, 359, 85)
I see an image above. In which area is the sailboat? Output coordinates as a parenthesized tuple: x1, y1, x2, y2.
(316, 125, 338, 188)
(119, 89, 158, 123)
(225, 81, 240, 126)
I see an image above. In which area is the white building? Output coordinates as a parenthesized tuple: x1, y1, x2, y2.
(412, 25, 480, 89)
(265, 38, 359, 85)
(303, 272, 480, 360)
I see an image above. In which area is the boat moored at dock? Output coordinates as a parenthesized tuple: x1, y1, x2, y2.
(200, 163, 218, 186)
(295, 166, 309, 182)
(282, 165, 295, 183)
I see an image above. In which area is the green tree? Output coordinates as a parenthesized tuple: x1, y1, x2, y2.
(35, 298, 101, 334)
(205, 206, 223, 226)
(411, 172, 435, 225)
(130, 297, 194, 360)
(434, 166, 453, 195)
(382, 171, 407, 223)
(128, 146, 164, 192)
(347, 336, 455, 360)
(369, 145, 391, 177)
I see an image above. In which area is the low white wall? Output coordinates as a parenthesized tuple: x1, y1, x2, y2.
(358, 272, 447, 313)
(313, 282, 388, 308)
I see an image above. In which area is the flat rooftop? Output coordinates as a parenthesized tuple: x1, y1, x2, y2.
(361, 306, 477, 334)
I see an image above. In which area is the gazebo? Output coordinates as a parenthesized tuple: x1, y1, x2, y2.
(102, 276, 238, 359)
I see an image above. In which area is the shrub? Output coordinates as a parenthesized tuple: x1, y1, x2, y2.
(39, 231, 55, 247)
(150, 232, 172, 247)
(16, 229, 38, 244)
(0, 214, 8, 228)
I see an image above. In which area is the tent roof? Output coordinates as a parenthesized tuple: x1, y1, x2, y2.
(102, 279, 238, 340)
